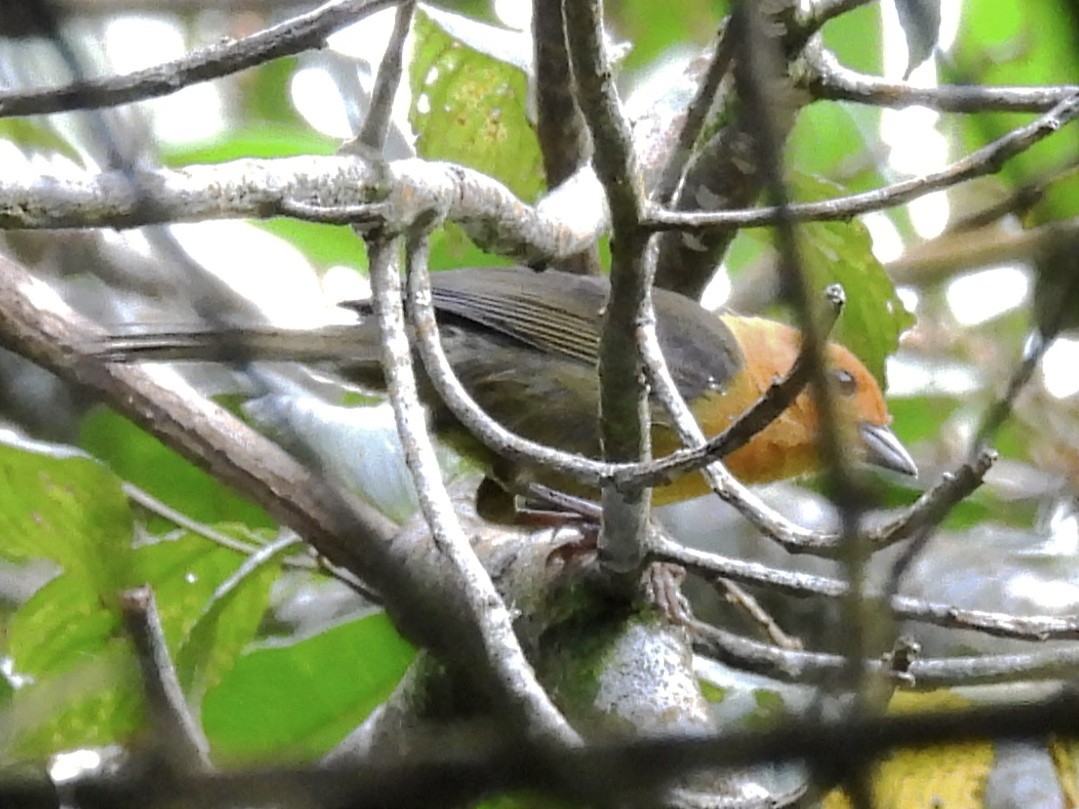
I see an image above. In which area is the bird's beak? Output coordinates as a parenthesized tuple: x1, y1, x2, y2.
(859, 423, 918, 477)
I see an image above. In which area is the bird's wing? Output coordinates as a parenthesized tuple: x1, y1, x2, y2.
(429, 268, 606, 365)
(430, 267, 744, 400)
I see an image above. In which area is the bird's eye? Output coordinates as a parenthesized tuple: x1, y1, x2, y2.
(834, 368, 858, 396)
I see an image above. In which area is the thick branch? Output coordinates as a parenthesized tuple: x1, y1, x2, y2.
(0, 155, 601, 264)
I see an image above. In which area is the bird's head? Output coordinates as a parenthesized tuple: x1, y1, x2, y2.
(713, 316, 917, 482)
(821, 340, 917, 477)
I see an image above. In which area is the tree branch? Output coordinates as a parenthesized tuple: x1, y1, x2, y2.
(0, 0, 400, 117)
(692, 618, 1079, 688)
(804, 40, 1079, 113)
(652, 533, 1079, 643)
(52, 690, 1079, 809)
(646, 92, 1079, 231)
(388, 232, 581, 747)
(120, 585, 212, 772)
(0, 251, 577, 746)
(564, 0, 652, 573)
(0, 155, 602, 263)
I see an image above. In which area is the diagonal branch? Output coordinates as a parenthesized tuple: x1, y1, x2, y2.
(0, 0, 401, 117)
(646, 92, 1079, 231)
(388, 231, 582, 747)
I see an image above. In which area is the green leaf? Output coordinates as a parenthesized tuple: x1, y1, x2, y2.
(885, 395, 961, 446)
(244, 57, 307, 125)
(202, 612, 415, 762)
(0, 666, 14, 706)
(4, 574, 140, 757)
(699, 681, 729, 704)
(3, 644, 140, 759)
(745, 688, 787, 731)
(3, 532, 278, 758)
(798, 224, 914, 388)
(428, 223, 516, 271)
(0, 119, 83, 163)
(820, 1, 883, 75)
(80, 407, 273, 530)
(948, 0, 1079, 221)
(161, 125, 338, 166)
(173, 539, 282, 707)
(612, 0, 726, 74)
(256, 218, 365, 271)
(409, 8, 543, 204)
(786, 102, 886, 193)
(0, 434, 132, 592)
(7, 573, 119, 680)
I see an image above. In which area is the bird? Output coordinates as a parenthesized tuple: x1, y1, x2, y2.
(97, 266, 916, 514)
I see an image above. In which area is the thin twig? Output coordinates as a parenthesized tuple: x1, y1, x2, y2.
(645, 92, 1079, 231)
(624, 285, 842, 493)
(124, 476, 382, 601)
(691, 617, 1079, 688)
(356, 0, 414, 151)
(119, 585, 212, 771)
(804, 40, 1079, 113)
(0, 0, 401, 117)
(200, 531, 301, 620)
(122, 481, 265, 557)
(969, 336, 1053, 461)
(653, 23, 736, 203)
(652, 533, 1079, 643)
(716, 580, 803, 650)
(888, 215, 1079, 287)
(863, 449, 996, 551)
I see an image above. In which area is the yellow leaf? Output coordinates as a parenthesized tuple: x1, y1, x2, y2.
(821, 691, 993, 809)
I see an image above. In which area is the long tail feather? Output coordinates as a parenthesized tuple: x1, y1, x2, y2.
(91, 324, 374, 364)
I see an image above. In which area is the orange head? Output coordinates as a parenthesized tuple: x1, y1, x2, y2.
(652, 315, 914, 503)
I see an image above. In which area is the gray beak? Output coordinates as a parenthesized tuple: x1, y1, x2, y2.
(859, 423, 918, 477)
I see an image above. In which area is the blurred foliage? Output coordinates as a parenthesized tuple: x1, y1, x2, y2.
(821, 690, 994, 809)
(80, 407, 273, 530)
(610, 0, 729, 73)
(0, 2, 1076, 806)
(203, 613, 414, 763)
(947, 0, 1079, 223)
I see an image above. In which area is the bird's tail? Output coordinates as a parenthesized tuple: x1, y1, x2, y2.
(91, 323, 377, 365)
